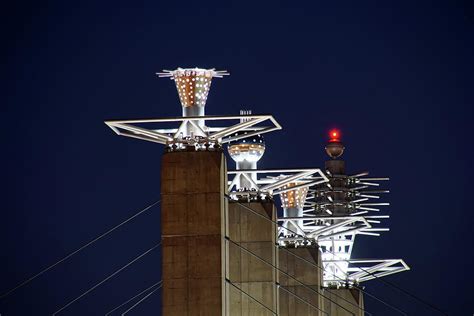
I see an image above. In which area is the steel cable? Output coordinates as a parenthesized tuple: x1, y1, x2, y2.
(120, 283, 162, 316)
(226, 279, 278, 316)
(52, 241, 161, 315)
(0, 199, 161, 300)
(104, 280, 162, 315)
(226, 236, 339, 316)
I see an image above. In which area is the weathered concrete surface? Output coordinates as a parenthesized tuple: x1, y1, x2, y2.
(227, 201, 277, 315)
(160, 149, 364, 315)
(161, 150, 227, 316)
(322, 287, 364, 316)
(278, 246, 324, 316)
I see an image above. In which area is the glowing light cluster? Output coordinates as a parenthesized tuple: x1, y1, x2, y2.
(228, 143, 265, 163)
(157, 68, 229, 108)
(280, 183, 309, 209)
(228, 132, 266, 164)
(174, 75, 212, 107)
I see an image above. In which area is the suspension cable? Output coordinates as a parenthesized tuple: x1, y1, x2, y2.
(121, 283, 162, 316)
(361, 288, 409, 316)
(0, 199, 161, 300)
(226, 279, 277, 315)
(374, 278, 449, 316)
(226, 236, 344, 316)
(280, 246, 405, 315)
(52, 241, 161, 315)
(105, 280, 162, 315)
(279, 285, 328, 315)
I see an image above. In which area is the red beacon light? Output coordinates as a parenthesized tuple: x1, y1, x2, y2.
(326, 128, 344, 158)
(329, 129, 341, 143)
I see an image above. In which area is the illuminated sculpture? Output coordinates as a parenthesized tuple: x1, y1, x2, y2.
(279, 182, 309, 239)
(303, 130, 409, 286)
(105, 68, 281, 150)
(227, 112, 266, 190)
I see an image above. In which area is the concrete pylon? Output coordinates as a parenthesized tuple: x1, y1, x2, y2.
(161, 150, 227, 315)
(278, 247, 324, 316)
(227, 201, 278, 315)
(322, 287, 364, 316)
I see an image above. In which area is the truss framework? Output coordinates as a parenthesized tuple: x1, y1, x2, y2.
(105, 114, 281, 149)
(227, 168, 329, 200)
(323, 259, 410, 284)
(274, 171, 410, 286)
(277, 215, 372, 241)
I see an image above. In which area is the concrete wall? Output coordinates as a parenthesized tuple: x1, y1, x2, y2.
(159, 149, 364, 315)
(227, 201, 277, 315)
(161, 150, 227, 316)
(278, 247, 324, 316)
(322, 287, 364, 316)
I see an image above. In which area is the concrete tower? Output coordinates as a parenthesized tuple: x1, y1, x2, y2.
(158, 68, 229, 315)
(226, 122, 279, 315)
(105, 67, 283, 316)
(278, 182, 324, 316)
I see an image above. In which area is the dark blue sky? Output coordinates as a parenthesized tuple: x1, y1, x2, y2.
(1, 1, 473, 315)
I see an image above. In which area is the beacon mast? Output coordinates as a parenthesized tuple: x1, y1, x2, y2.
(298, 130, 409, 287)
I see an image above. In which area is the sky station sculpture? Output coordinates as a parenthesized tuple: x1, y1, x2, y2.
(298, 131, 409, 286)
(225, 125, 409, 289)
(105, 68, 281, 150)
(225, 129, 410, 288)
(105, 67, 409, 315)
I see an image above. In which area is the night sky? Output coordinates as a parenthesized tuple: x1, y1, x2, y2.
(1, 1, 473, 315)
